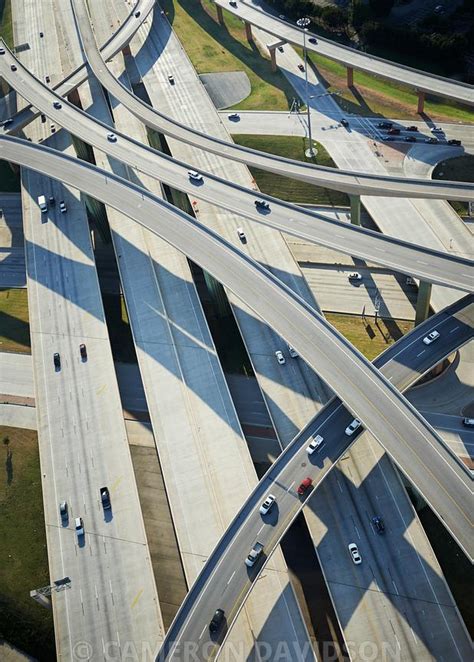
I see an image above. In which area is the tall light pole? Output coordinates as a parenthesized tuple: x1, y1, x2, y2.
(296, 16, 315, 158)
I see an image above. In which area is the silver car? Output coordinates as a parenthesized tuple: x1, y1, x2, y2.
(345, 419, 361, 436)
(259, 494, 276, 516)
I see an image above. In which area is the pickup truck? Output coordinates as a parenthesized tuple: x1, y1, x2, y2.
(100, 486, 111, 510)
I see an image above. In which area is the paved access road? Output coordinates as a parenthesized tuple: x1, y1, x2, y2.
(1, 44, 472, 295)
(1, 135, 471, 554)
(217, 0, 474, 106)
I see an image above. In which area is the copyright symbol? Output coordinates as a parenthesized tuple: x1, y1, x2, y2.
(73, 641, 93, 660)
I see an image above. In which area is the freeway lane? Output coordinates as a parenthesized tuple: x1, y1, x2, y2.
(217, 0, 474, 107)
(1, 44, 473, 294)
(1, 135, 471, 554)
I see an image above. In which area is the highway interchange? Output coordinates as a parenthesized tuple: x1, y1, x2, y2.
(2, 1, 472, 659)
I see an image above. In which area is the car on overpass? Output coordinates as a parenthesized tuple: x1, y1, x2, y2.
(245, 541, 264, 567)
(422, 330, 440, 345)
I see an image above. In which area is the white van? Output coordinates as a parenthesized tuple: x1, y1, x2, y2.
(38, 195, 47, 212)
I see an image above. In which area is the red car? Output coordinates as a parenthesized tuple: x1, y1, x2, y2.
(297, 477, 313, 495)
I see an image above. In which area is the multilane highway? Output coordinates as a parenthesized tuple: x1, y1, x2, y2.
(217, 0, 474, 106)
(1, 135, 471, 556)
(1, 42, 473, 295)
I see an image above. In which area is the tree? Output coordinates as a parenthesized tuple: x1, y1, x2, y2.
(368, 0, 395, 18)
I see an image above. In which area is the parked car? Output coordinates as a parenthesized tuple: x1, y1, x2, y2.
(372, 516, 385, 533)
(237, 227, 246, 242)
(348, 542, 362, 564)
(448, 139, 461, 146)
(53, 101, 62, 109)
(298, 63, 305, 72)
(422, 330, 440, 345)
(168, 74, 175, 84)
(348, 272, 362, 281)
(377, 121, 392, 129)
(275, 350, 285, 365)
(297, 477, 313, 495)
(255, 199, 270, 211)
(107, 132, 117, 142)
(306, 434, 324, 455)
(75, 516, 84, 538)
(53, 352, 61, 370)
(259, 494, 276, 516)
(345, 418, 362, 436)
(209, 609, 225, 633)
(59, 201, 67, 213)
(59, 501, 68, 521)
(188, 170, 203, 183)
(462, 418, 474, 427)
(80, 343, 87, 361)
(228, 113, 240, 121)
(287, 344, 298, 358)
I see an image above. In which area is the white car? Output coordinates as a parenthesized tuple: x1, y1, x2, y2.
(59, 201, 67, 213)
(431, 126, 443, 133)
(348, 542, 362, 565)
(287, 344, 298, 358)
(107, 132, 117, 142)
(237, 227, 246, 241)
(422, 330, 440, 345)
(275, 350, 285, 365)
(259, 494, 276, 515)
(75, 516, 84, 538)
(348, 272, 362, 281)
(306, 434, 324, 455)
(245, 541, 264, 567)
(188, 170, 203, 182)
(345, 419, 361, 436)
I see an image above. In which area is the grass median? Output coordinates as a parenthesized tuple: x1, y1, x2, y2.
(432, 154, 474, 217)
(308, 53, 474, 124)
(0, 426, 55, 658)
(0, 288, 30, 354)
(160, 0, 297, 110)
(233, 135, 349, 207)
(0, 0, 13, 49)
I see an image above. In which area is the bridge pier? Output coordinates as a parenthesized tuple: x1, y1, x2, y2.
(417, 90, 425, 114)
(122, 44, 131, 58)
(244, 20, 253, 42)
(216, 4, 224, 25)
(415, 281, 432, 326)
(269, 47, 277, 72)
(347, 66, 354, 87)
(350, 194, 361, 226)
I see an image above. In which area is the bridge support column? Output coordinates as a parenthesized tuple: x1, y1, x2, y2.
(415, 281, 432, 326)
(346, 66, 354, 87)
(122, 44, 131, 58)
(417, 90, 425, 114)
(30, 590, 52, 610)
(216, 4, 224, 25)
(350, 194, 361, 226)
(244, 20, 253, 42)
(269, 47, 277, 72)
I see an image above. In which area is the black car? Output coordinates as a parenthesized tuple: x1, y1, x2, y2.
(448, 139, 461, 146)
(406, 125, 418, 132)
(80, 343, 87, 361)
(209, 608, 225, 633)
(255, 199, 270, 211)
(54, 352, 61, 370)
(49, 196, 55, 206)
(100, 487, 111, 510)
(372, 516, 385, 533)
(11, 64, 17, 71)
(41, 114, 46, 123)
(340, 118, 349, 128)
(377, 121, 392, 129)
(405, 135, 416, 142)
(308, 37, 317, 44)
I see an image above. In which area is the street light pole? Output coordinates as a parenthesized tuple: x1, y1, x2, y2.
(297, 17, 314, 158)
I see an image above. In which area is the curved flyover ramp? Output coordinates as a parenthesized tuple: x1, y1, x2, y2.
(217, 0, 474, 107)
(1, 44, 473, 293)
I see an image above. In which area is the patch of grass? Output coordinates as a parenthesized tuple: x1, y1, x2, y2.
(233, 135, 349, 206)
(308, 52, 474, 124)
(0, 426, 55, 658)
(102, 293, 137, 364)
(432, 154, 474, 217)
(0, 289, 30, 354)
(0, 161, 21, 193)
(161, 0, 297, 110)
(326, 312, 413, 361)
(0, 0, 13, 49)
